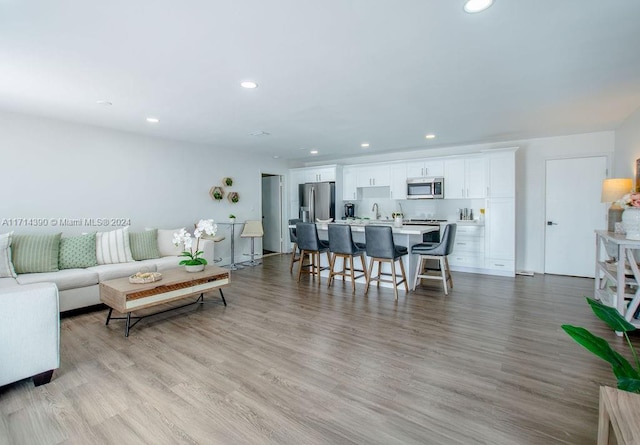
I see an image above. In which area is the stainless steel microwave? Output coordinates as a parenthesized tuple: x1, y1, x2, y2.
(407, 177, 444, 199)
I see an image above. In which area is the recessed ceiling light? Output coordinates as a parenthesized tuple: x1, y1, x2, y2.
(250, 131, 270, 136)
(146, 117, 160, 123)
(96, 100, 112, 106)
(240, 81, 258, 89)
(273, 155, 280, 159)
(310, 150, 318, 155)
(425, 134, 436, 139)
(361, 143, 370, 148)
(463, 0, 494, 13)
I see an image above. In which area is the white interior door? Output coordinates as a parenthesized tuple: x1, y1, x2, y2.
(544, 156, 607, 277)
(261, 175, 282, 253)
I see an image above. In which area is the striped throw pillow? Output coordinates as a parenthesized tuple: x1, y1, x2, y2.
(96, 227, 134, 264)
(0, 232, 17, 278)
(129, 229, 160, 261)
(11, 233, 62, 274)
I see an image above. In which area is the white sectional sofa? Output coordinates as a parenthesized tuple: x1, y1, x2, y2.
(0, 282, 60, 387)
(0, 227, 215, 312)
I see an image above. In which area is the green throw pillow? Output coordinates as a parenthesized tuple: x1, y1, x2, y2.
(129, 229, 160, 261)
(59, 233, 98, 269)
(11, 233, 62, 274)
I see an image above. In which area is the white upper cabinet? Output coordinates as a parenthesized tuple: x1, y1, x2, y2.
(485, 150, 516, 198)
(342, 166, 358, 200)
(444, 156, 486, 199)
(302, 166, 336, 183)
(406, 159, 444, 178)
(390, 163, 407, 200)
(356, 164, 390, 187)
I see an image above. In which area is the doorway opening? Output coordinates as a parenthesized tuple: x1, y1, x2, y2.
(261, 173, 284, 256)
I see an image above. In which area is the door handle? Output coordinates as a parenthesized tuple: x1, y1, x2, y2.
(547, 221, 558, 226)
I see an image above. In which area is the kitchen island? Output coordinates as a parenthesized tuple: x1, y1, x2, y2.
(303, 221, 439, 292)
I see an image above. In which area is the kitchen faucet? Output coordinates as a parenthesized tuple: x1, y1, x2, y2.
(372, 202, 381, 220)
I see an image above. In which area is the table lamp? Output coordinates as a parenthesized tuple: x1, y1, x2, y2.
(601, 178, 633, 232)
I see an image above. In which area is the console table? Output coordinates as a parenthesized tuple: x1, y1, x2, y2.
(595, 231, 640, 329)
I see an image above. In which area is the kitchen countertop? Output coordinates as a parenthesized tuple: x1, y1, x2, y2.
(322, 220, 438, 235)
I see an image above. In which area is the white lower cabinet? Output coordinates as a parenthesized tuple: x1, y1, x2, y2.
(448, 224, 485, 269)
(484, 198, 516, 276)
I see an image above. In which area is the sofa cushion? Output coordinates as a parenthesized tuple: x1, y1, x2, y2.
(0, 277, 19, 289)
(96, 227, 134, 265)
(129, 229, 160, 261)
(59, 233, 98, 270)
(151, 228, 185, 257)
(12, 233, 62, 274)
(138, 256, 182, 272)
(88, 262, 157, 282)
(17, 268, 99, 291)
(0, 232, 17, 278)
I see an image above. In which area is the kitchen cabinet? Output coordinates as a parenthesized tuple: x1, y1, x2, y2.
(356, 164, 390, 187)
(484, 197, 515, 275)
(485, 150, 516, 198)
(390, 163, 407, 200)
(448, 224, 485, 270)
(342, 166, 359, 200)
(406, 159, 444, 178)
(301, 166, 336, 183)
(444, 156, 486, 199)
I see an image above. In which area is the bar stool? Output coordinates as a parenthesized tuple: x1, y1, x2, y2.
(240, 220, 264, 266)
(411, 223, 457, 294)
(289, 218, 302, 273)
(327, 224, 368, 292)
(212, 234, 225, 263)
(296, 222, 331, 283)
(364, 225, 408, 300)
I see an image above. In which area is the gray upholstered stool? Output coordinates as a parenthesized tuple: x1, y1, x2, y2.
(289, 218, 302, 273)
(327, 224, 368, 292)
(295, 222, 331, 283)
(364, 225, 408, 300)
(411, 223, 457, 294)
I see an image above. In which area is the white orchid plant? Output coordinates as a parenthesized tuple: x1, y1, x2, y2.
(173, 219, 217, 266)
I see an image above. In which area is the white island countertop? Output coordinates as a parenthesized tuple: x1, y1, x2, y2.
(321, 220, 438, 235)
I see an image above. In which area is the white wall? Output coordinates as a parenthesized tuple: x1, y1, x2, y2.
(614, 106, 640, 180)
(304, 131, 615, 274)
(0, 111, 289, 265)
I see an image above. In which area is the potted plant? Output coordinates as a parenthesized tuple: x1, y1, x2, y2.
(562, 297, 640, 392)
(209, 186, 224, 201)
(229, 214, 236, 223)
(228, 192, 239, 203)
(223, 177, 233, 187)
(172, 219, 217, 272)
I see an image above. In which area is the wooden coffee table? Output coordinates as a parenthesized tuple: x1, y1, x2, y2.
(99, 265, 230, 337)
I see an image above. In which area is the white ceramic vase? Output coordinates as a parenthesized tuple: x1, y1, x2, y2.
(622, 208, 640, 240)
(185, 264, 205, 273)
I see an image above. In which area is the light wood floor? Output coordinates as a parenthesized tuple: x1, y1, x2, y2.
(0, 254, 631, 444)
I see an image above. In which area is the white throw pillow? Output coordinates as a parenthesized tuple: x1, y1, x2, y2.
(148, 228, 185, 257)
(0, 232, 17, 278)
(96, 227, 134, 264)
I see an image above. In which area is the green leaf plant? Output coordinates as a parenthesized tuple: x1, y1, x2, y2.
(562, 297, 640, 392)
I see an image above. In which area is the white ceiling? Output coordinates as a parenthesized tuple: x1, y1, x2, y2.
(1, 1, 639, 161)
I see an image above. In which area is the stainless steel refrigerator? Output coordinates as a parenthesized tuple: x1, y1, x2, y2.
(299, 182, 335, 222)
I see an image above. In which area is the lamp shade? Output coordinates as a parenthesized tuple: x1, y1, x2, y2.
(601, 178, 632, 203)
